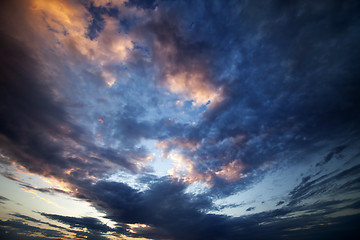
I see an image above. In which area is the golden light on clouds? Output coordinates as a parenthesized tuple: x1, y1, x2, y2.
(31, 0, 90, 39)
(29, 0, 133, 87)
(22, 188, 61, 208)
(155, 138, 199, 150)
(168, 152, 211, 184)
(166, 72, 223, 106)
(127, 223, 151, 234)
(214, 160, 245, 182)
(167, 152, 245, 184)
(92, 0, 128, 8)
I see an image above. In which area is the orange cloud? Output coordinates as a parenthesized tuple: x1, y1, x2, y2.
(147, 24, 224, 107)
(127, 223, 151, 234)
(31, 0, 89, 33)
(92, 0, 127, 8)
(215, 160, 245, 182)
(166, 71, 223, 106)
(97, 118, 104, 124)
(22, 187, 61, 208)
(29, 0, 133, 87)
(167, 152, 212, 184)
(156, 138, 199, 149)
(156, 138, 244, 184)
(156, 138, 199, 159)
(167, 152, 245, 185)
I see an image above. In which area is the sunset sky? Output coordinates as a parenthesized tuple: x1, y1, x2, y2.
(1, 0, 360, 239)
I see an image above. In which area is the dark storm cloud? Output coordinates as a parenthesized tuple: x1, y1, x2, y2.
(4, 211, 360, 240)
(0, 218, 112, 240)
(71, 178, 232, 240)
(76, 178, 212, 224)
(10, 213, 67, 231)
(82, 175, 360, 239)
(40, 213, 112, 233)
(0, 32, 76, 173)
(0, 219, 64, 239)
(68, 175, 360, 240)
(10, 213, 116, 240)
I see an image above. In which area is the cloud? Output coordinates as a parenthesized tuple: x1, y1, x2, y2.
(69, 178, 230, 239)
(0, 172, 23, 183)
(0, 195, 9, 204)
(26, 0, 134, 88)
(316, 145, 347, 167)
(9, 213, 117, 240)
(92, 0, 127, 8)
(10, 213, 67, 231)
(246, 207, 255, 212)
(40, 213, 113, 233)
(166, 152, 245, 185)
(165, 71, 223, 106)
(288, 160, 360, 207)
(151, 0, 360, 196)
(19, 183, 68, 195)
(0, 4, 148, 197)
(132, 4, 224, 106)
(126, 0, 158, 10)
(0, 219, 64, 239)
(69, 174, 359, 240)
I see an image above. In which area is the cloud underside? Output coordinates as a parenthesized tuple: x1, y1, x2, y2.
(1, 0, 360, 239)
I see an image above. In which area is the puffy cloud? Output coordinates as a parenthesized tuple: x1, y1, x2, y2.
(165, 71, 223, 106)
(166, 152, 245, 185)
(214, 160, 245, 182)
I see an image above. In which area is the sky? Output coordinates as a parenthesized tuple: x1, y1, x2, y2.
(0, 0, 360, 239)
